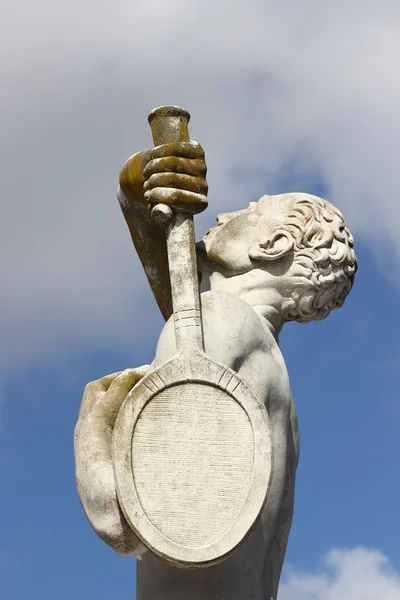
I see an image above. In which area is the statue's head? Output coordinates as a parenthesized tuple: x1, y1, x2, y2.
(200, 193, 357, 323)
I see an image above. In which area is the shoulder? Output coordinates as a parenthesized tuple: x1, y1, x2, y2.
(154, 291, 293, 417)
(154, 290, 268, 367)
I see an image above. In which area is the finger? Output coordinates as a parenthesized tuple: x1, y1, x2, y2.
(92, 367, 150, 428)
(144, 173, 208, 196)
(145, 188, 208, 214)
(147, 141, 204, 162)
(99, 371, 124, 390)
(78, 372, 122, 421)
(143, 156, 207, 179)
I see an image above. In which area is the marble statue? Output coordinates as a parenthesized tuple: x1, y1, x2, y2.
(74, 106, 357, 599)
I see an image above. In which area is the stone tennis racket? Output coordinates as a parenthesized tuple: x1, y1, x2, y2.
(112, 106, 273, 568)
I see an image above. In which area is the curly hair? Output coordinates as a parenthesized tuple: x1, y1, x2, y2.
(277, 194, 357, 323)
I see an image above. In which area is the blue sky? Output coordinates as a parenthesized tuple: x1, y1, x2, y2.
(2, 1, 400, 599)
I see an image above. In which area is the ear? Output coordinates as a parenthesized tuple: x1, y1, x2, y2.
(249, 229, 294, 262)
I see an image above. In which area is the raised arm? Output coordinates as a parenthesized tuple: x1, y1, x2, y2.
(118, 141, 208, 320)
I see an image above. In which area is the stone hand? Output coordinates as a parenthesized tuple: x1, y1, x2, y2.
(74, 367, 149, 556)
(143, 140, 208, 215)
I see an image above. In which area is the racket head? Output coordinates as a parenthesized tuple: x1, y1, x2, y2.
(112, 354, 273, 567)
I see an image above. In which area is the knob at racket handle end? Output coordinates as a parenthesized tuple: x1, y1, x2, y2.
(151, 203, 173, 225)
(148, 106, 191, 225)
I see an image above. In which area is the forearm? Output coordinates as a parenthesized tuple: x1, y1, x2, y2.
(118, 152, 172, 320)
(74, 368, 150, 557)
(75, 420, 143, 556)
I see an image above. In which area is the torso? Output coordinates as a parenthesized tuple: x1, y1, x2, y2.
(141, 291, 299, 600)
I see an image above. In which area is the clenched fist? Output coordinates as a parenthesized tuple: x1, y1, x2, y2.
(119, 140, 208, 215)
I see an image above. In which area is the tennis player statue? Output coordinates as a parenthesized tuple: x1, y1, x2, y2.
(74, 106, 357, 600)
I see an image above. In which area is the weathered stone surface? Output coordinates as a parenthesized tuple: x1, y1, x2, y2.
(74, 106, 357, 599)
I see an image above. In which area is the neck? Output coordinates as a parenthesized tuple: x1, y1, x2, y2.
(199, 267, 285, 341)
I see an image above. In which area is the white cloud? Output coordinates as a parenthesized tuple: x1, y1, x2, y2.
(280, 547, 400, 600)
(1, 0, 400, 370)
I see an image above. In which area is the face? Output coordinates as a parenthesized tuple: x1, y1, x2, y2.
(198, 195, 295, 275)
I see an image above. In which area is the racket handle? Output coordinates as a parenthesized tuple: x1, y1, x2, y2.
(148, 106, 190, 224)
(147, 105, 203, 352)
